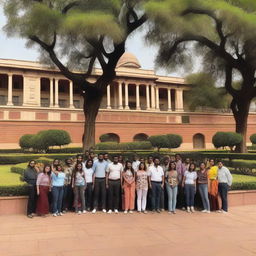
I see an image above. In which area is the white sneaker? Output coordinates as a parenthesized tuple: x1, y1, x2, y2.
(102, 209, 107, 213)
(78, 211, 81, 215)
(206, 211, 211, 213)
(114, 209, 119, 214)
(107, 210, 112, 214)
(124, 210, 128, 214)
(217, 210, 223, 213)
(191, 207, 195, 213)
(201, 209, 207, 213)
(52, 213, 57, 217)
(82, 210, 86, 214)
(187, 207, 191, 213)
(129, 210, 133, 214)
(92, 209, 96, 214)
(222, 210, 228, 214)
(59, 212, 63, 216)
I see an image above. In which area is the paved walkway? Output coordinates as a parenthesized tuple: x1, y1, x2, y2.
(0, 205, 256, 256)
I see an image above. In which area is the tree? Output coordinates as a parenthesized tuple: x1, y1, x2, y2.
(212, 132, 242, 151)
(185, 73, 230, 111)
(145, 0, 256, 152)
(4, 0, 147, 152)
(250, 134, 256, 145)
(19, 134, 34, 151)
(166, 134, 182, 148)
(148, 135, 169, 151)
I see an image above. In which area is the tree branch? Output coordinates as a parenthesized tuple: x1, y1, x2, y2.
(224, 65, 238, 98)
(62, 1, 80, 14)
(127, 13, 147, 34)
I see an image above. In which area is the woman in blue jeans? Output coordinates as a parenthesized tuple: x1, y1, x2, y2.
(51, 164, 65, 217)
(182, 163, 197, 213)
(198, 162, 210, 213)
(165, 162, 179, 214)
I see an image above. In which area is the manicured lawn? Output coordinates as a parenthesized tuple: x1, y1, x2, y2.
(0, 165, 25, 186)
(232, 174, 256, 183)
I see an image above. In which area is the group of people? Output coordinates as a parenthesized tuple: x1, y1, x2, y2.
(23, 152, 233, 218)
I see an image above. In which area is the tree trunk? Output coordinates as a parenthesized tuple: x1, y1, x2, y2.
(231, 99, 250, 153)
(82, 88, 103, 153)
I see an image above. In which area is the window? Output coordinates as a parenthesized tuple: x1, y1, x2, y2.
(59, 99, 68, 108)
(0, 95, 7, 105)
(13, 96, 21, 106)
(182, 116, 190, 124)
(13, 81, 22, 90)
(41, 98, 49, 107)
(74, 100, 81, 109)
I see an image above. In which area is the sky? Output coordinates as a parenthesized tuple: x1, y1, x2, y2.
(0, 6, 192, 77)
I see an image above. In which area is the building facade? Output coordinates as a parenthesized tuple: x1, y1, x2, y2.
(0, 53, 255, 149)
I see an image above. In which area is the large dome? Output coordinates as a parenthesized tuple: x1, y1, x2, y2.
(116, 52, 141, 69)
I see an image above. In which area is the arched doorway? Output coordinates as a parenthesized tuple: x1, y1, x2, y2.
(133, 133, 149, 141)
(193, 133, 205, 149)
(99, 133, 120, 143)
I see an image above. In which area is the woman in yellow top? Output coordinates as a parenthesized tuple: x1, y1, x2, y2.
(207, 159, 219, 211)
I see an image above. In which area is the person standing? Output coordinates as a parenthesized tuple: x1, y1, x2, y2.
(148, 157, 164, 213)
(208, 159, 220, 211)
(106, 156, 123, 214)
(23, 160, 39, 218)
(92, 153, 109, 213)
(62, 158, 74, 212)
(183, 163, 197, 213)
(176, 154, 186, 209)
(132, 154, 140, 171)
(197, 162, 210, 213)
(165, 162, 179, 214)
(217, 161, 233, 213)
(72, 163, 86, 214)
(51, 165, 65, 216)
(122, 161, 135, 214)
(161, 157, 170, 211)
(83, 159, 94, 211)
(36, 164, 51, 216)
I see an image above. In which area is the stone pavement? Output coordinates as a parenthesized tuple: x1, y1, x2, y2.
(0, 205, 256, 256)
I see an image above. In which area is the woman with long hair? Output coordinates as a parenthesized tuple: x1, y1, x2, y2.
(165, 162, 179, 214)
(84, 159, 94, 211)
(122, 160, 135, 214)
(182, 163, 197, 213)
(36, 164, 51, 216)
(72, 163, 86, 214)
(136, 162, 149, 213)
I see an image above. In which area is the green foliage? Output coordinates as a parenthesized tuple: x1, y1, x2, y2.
(99, 134, 119, 143)
(185, 73, 229, 111)
(95, 141, 153, 150)
(212, 132, 243, 150)
(250, 134, 256, 144)
(0, 185, 28, 196)
(148, 135, 170, 151)
(19, 134, 34, 150)
(231, 174, 256, 190)
(166, 134, 183, 148)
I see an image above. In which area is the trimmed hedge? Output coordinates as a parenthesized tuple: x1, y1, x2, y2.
(231, 182, 256, 190)
(95, 141, 153, 151)
(250, 134, 256, 144)
(212, 132, 243, 150)
(0, 185, 28, 196)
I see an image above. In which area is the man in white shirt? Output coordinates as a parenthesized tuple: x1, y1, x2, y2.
(217, 161, 233, 213)
(132, 154, 140, 171)
(149, 157, 165, 213)
(106, 156, 123, 213)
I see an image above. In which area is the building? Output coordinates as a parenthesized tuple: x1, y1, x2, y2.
(0, 53, 255, 149)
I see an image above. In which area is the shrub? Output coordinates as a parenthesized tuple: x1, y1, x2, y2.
(250, 134, 256, 144)
(19, 134, 34, 150)
(0, 185, 28, 196)
(148, 135, 170, 151)
(95, 141, 153, 151)
(212, 132, 243, 151)
(166, 134, 183, 148)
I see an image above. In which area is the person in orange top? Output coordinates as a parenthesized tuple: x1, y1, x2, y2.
(122, 161, 136, 214)
(207, 159, 220, 211)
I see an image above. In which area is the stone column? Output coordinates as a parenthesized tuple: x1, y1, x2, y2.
(167, 88, 172, 111)
(175, 88, 184, 112)
(54, 79, 59, 107)
(124, 83, 130, 110)
(118, 82, 123, 109)
(69, 81, 74, 108)
(49, 78, 54, 107)
(7, 74, 13, 106)
(155, 87, 160, 110)
(146, 84, 150, 110)
(107, 84, 111, 109)
(151, 84, 156, 110)
(136, 84, 141, 110)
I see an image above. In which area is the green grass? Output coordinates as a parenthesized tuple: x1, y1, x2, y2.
(232, 174, 256, 183)
(0, 165, 25, 186)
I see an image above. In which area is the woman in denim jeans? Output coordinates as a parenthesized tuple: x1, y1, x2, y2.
(197, 162, 210, 213)
(72, 163, 86, 214)
(165, 162, 179, 214)
(182, 163, 197, 213)
(51, 165, 65, 217)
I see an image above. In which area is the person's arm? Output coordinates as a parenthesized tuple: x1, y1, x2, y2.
(36, 173, 41, 195)
(106, 165, 110, 188)
(120, 165, 123, 187)
(148, 170, 152, 189)
(226, 168, 233, 187)
(161, 173, 164, 189)
(182, 174, 186, 187)
(92, 172, 95, 189)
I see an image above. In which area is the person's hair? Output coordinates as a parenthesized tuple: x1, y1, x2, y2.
(43, 164, 51, 175)
(153, 156, 160, 161)
(188, 163, 197, 172)
(148, 155, 153, 159)
(76, 154, 84, 159)
(169, 161, 176, 171)
(28, 160, 36, 167)
(75, 163, 83, 172)
(217, 160, 223, 164)
(138, 162, 146, 171)
(98, 153, 104, 157)
(65, 158, 72, 165)
(124, 160, 135, 176)
(112, 155, 119, 160)
(200, 162, 206, 168)
(175, 154, 181, 157)
(86, 159, 93, 169)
